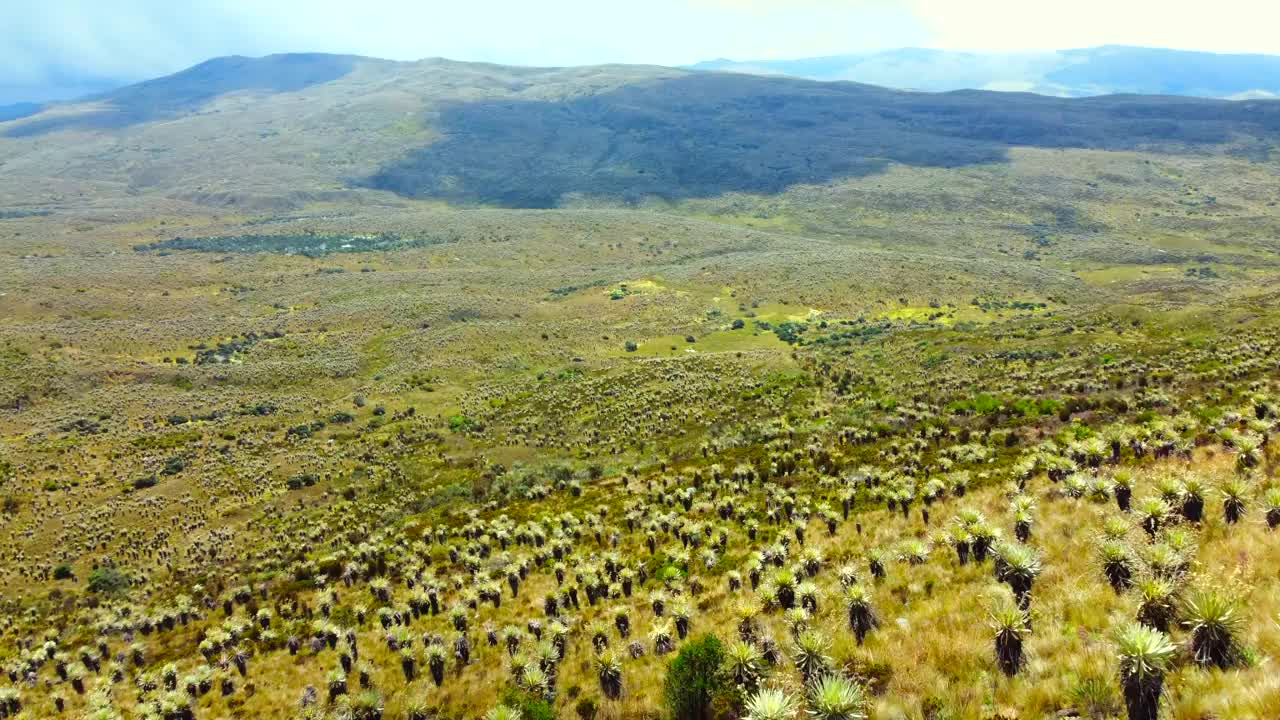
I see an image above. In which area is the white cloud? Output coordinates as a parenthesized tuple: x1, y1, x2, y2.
(907, 0, 1280, 54)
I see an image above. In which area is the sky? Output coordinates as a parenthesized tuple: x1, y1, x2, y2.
(5, 0, 1280, 102)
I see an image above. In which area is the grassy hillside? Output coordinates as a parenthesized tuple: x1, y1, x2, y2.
(0, 55, 1279, 720)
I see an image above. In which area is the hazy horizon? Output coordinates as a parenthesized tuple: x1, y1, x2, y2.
(7, 0, 1280, 104)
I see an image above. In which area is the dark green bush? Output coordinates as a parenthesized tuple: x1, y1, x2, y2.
(663, 633, 727, 720)
(574, 697, 599, 720)
(499, 688, 553, 720)
(87, 566, 129, 595)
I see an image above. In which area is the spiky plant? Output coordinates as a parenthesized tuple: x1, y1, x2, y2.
(0, 688, 20, 716)
(773, 569, 798, 609)
(613, 608, 632, 639)
(427, 644, 446, 687)
(1179, 476, 1206, 522)
(994, 543, 1042, 607)
(1181, 587, 1245, 669)
(520, 664, 550, 700)
(449, 606, 468, 632)
(1265, 486, 1280, 529)
(806, 673, 868, 720)
(724, 640, 763, 691)
(327, 669, 348, 701)
(1099, 540, 1135, 592)
(68, 663, 86, 694)
(1234, 434, 1262, 471)
(728, 570, 743, 592)
(1221, 477, 1248, 524)
(1141, 542, 1185, 580)
(589, 620, 611, 652)
(792, 629, 832, 684)
(735, 601, 761, 643)
(484, 704, 523, 720)
(1135, 577, 1177, 632)
(797, 581, 821, 614)
(650, 589, 668, 617)
(1112, 471, 1134, 512)
(1154, 474, 1182, 507)
(1135, 497, 1169, 538)
(836, 564, 858, 588)
(745, 687, 798, 720)
(503, 624, 524, 656)
(1087, 476, 1112, 504)
(399, 648, 416, 681)
(1114, 622, 1175, 720)
(595, 649, 623, 700)
(1160, 526, 1196, 557)
(865, 549, 887, 580)
(968, 522, 998, 562)
(671, 598, 693, 639)
(650, 620, 675, 656)
(1101, 516, 1130, 541)
(898, 539, 930, 565)
(801, 547, 824, 577)
(1063, 473, 1088, 499)
(942, 517, 967, 563)
(990, 602, 1029, 676)
(843, 585, 880, 645)
(1013, 507, 1034, 543)
(784, 607, 811, 638)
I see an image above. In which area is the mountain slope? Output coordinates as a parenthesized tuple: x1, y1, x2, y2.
(2, 53, 373, 137)
(2, 53, 1280, 212)
(363, 72, 1280, 207)
(691, 45, 1280, 98)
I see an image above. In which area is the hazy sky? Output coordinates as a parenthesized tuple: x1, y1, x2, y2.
(6, 0, 1280, 99)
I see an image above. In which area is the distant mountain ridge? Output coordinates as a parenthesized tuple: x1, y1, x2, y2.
(3, 52, 1280, 212)
(690, 45, 1280, 98)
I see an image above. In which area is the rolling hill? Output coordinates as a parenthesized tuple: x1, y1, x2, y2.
(2, 53, 1280, 212)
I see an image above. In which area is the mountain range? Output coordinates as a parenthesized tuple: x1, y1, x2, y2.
(2, 51, 1279, 214)
(7, 44, 1280, 112)
(690, 45, 1280, 99)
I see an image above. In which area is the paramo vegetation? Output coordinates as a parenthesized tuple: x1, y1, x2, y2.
(3, 53, 1280, 720)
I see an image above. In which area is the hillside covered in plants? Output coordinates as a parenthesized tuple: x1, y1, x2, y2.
(1, 54, 1280, 720)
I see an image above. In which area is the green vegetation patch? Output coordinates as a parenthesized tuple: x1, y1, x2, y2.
(136, 232, 450, 257)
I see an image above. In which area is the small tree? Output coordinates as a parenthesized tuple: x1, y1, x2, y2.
(87, 567, 130, 595)
(663, 634, 727, 720)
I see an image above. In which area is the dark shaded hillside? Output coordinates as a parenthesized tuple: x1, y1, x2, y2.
(364, 73, 1280, 208)
(3, 54, 368, 137)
